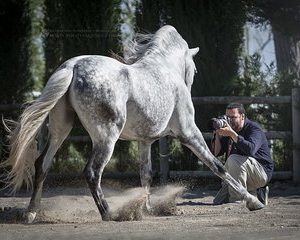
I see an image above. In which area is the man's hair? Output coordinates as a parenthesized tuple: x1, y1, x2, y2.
(226, 103, 246, 115)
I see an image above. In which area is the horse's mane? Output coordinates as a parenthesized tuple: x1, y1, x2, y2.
(124, 33, 153, 64)
(123, 25, 187, 65)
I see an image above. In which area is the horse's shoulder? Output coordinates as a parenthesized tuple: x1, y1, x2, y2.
(119, 68, 130, 80)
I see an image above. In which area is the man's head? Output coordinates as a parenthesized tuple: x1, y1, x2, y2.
(225, 103, 246, 132)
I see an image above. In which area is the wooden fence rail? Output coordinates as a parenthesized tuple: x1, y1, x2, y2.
(65, 130, 292, 143)
(192, 96, 291, 105)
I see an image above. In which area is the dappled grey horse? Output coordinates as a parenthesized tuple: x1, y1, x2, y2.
(2, 25, 264, 223)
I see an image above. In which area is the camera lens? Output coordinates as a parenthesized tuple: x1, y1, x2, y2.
(208, 115, 229, 131)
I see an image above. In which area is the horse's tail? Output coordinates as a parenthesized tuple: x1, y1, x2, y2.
(1, 67, 74, 193)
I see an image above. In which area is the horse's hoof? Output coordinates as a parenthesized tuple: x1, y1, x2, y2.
(143, 204, 153, 215)
(145, 202, 154, 214)
(24, 211, 37, 224)
(102, 212, 112, 221)
(246, 195, 265, 211)
(144, 198, 153, 214)
(134, 208, 143, 221)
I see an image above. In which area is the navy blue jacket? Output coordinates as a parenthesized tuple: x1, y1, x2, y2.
(219, 118, 274, 182)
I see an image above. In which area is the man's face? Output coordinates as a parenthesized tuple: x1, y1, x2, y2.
(225, 108, 245, 132)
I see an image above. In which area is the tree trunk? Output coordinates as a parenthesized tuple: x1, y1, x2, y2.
(273, 29, 300, 80)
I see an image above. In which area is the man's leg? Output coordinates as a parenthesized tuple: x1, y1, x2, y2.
(213, 181, 229, 205)
(225, 154, 268, 202)
(246, 157, 269, 205)
(225, 154, 247, 202)
(246, 157, 268, 192)
(213, 154, 245, 204)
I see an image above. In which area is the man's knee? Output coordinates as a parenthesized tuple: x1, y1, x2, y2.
(225, 154, 248, 176)
(226, 154, 243, 168)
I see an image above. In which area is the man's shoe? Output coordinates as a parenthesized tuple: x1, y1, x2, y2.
(257, 185, 269, 206)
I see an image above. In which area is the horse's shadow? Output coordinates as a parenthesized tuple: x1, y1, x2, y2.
(0, 207, 26, 224)
(177, 201, 214, 206)
(177, 190, 216, 207)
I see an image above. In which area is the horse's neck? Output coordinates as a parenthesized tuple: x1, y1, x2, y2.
(138, 51, 184, 76)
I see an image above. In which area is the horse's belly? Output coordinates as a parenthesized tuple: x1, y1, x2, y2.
(120, 110, 171, 141)
(120, 125, 169, 141)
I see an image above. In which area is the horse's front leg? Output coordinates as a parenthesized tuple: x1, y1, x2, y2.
(138, 142, 152, 212)
(179, 123, 264, 211)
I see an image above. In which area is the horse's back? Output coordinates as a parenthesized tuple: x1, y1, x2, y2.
(71, 55, 130, 100)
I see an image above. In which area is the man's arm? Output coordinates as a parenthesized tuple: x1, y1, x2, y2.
(216, 123, 238, 143)
(216, 123, 263, 156)
(235, 128, 263, 156)
(211, 131, 225, 156)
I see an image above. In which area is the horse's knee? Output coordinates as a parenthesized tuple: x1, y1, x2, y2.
(140, 159, 152, 179)
(213, 158, 226, 176)
(216, 160, 226, 174)
(141, 167, 152, 180)
(140, 169, 152, 188)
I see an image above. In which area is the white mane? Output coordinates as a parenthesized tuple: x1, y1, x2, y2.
(124, 25, 188, 64)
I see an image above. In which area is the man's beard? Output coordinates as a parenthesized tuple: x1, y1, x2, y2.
(230, 122, 239, 132)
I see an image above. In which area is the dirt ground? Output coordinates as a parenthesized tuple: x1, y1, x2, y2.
(0, 180, 299, 240)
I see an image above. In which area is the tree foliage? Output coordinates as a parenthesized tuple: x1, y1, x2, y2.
(0, 0, 33, 160)
(245, 0, 300, 170)
(44, 0, 121, 81)
(0, 0, 32, 104)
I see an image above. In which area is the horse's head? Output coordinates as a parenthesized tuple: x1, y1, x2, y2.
(153, 26, 199, 91)
(184, 47, 199, 92)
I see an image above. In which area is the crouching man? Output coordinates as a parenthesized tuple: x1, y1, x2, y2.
(211, 103, 274, 206)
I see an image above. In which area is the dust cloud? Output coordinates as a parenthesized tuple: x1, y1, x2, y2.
(33, 185, 185, 223)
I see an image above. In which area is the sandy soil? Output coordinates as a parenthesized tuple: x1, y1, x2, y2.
(0, 181, 299, 240)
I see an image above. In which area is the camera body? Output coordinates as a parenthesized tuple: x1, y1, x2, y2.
(208, 115, 230, 131)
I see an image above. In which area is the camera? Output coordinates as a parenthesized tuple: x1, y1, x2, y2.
(208, 115, 230, 131)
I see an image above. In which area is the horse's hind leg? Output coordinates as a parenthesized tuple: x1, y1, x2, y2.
(83, 127, 120, 221)
(138, 142, 152, 211)
(26, 96, 74, 223)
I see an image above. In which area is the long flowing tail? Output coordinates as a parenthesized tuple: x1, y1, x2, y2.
(1, 67, 74, 193)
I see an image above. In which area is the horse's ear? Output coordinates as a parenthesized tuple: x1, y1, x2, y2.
(189, 47, 199, 57)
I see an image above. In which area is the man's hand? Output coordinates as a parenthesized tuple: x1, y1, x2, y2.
(216, 123, 238, 143)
